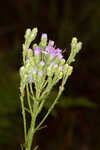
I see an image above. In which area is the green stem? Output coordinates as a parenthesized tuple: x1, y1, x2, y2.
(26, 83, 33, 114)
(34, 86, 63, 133)
(34, 73, 71, 133)
(29, 83, 35, 101)
(20, 95, 27, 143)
(26, 116, 36, 150)
(26, 101, 38, 150)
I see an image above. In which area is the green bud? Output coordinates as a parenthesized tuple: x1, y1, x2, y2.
(24, 29, 31, 40)
(57, 71, 63, 79)
(59, 58, 65, 65)
(47, 66, 53, 77)
(71, 37, 77, 47)
(39, 34, 48, 49)
(63, 63, 68, 73)
(30, 28, 38, 40)
(47, 69, 52, 77)
(63, 63, 73, 77)
(20, 74, 27, 93)
(67, 66, 73, 76)
(27, 49, 33, 58)
(33, 43, 38, 49)
(39, 39, 47, 49)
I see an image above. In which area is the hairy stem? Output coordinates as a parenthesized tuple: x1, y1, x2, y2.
(26, 100, 38, 150)
(20, 95, 27, 143)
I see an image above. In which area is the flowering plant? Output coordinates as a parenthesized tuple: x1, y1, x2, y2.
(19, 27, 82, 150)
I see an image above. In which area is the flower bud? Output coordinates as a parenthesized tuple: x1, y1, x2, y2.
(48, 40, 54, 46)
(71, 37, 77, 46)
(24, 29, 31, 40)
(38, 71, 44, 76)
(30, 28, 38, 40)
(39, 33, 48, 49)
(27, 48, 33, 58)
(41, 34, 47, 39)
(60, 58, 65, 65)
(67, 66, 73, 76)
(34, 46, 41, 55)
(20, 74, 27, 93)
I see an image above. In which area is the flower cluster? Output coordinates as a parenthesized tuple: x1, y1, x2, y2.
(20, 28, 82, 99)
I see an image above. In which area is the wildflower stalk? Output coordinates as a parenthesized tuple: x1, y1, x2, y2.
(19, 27, 82, 150)
(20, 95, 27, 143)
(26, 84, 32, 114)
(26, 100, 38, 150)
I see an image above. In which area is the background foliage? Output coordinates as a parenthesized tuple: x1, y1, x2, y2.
(0, 0, 100, 150)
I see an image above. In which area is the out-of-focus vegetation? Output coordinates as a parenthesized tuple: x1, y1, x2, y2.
(0, 0, 100, 150)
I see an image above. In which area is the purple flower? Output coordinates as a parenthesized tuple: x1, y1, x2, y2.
(50, 51, 56, 58)
(46, 46, 56, 58)
(51, 62, 55, 65)
(40, 61, 45, 66)
(56, 48, 62, 53)
(38, 71, 43, 76)
(59, 66, 63, 70)
(41, 33, 47, 39)
(45, 46, 51, 52)
(49, 62, 58, 68)
(34, 46, 41, 55)
(56, 48, 63, 59)
(48, 40, 54, 46)
(57, 53, 63, 59)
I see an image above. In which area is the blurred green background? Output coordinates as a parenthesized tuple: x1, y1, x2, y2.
(0, 0, 100, 150)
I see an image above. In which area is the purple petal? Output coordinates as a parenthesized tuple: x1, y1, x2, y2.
(57, 53, 63, 59)
(41, 33, 47, 39)
(56, 48, 62, 53)
(34, 46, 41, 55)
(38, 71, 43, 76)
(46, 46, 56, 58)
(59, 66, 63, 70)
(51, 61, 55, 65)
(48, 40, 54, 46)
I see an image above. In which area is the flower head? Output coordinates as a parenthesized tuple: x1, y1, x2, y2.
(59, 66, 63, 70)
(38, 70, 44, 76)
(34, 46, 41, 55)
(41, 33, 47, 39)
(46, 46, 56, 58)
(48, 40, 54, 46)
(56, 48, 63, 59)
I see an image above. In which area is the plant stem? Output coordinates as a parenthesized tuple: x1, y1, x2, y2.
(34, 86, 63, 133)
(20, 95, 27, 143)
(26, 116, 36, 150)
(26, 100, 38, 150)
(26, 84, 32, 114)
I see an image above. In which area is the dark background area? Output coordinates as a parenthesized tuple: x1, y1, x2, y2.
(0, 0, 100, 150)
